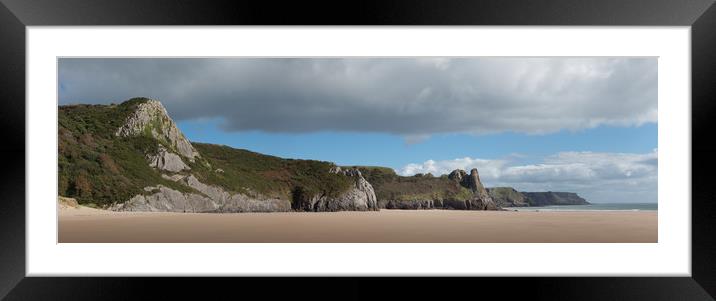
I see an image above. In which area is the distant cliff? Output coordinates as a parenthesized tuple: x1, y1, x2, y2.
(486, 187, 529, 207)
(521, 191, 590, 206)
(359, 166, 590, 209)
(486, 189, 589, 207)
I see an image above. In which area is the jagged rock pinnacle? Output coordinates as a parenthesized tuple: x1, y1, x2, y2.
(115, 98, 200, 161)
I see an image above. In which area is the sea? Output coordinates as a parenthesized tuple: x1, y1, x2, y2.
(506, 203, 657, 212)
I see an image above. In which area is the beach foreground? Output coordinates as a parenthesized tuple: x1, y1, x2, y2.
(59, 207, 657, 243)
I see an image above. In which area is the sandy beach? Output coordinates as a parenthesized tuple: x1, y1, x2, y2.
(59, 207, 657, 243)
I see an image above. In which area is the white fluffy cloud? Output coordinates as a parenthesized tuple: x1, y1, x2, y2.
(401, 157, 508, 179)
(59, 57, 657, 137)
(398, 150, 658, 203)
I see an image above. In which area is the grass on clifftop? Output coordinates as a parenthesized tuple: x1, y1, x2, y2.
(356, 166, 474, 201)
(190, 143, 354, 200)
(59, 98, 355, 206)
(59, 98, 194, 206)
(487, 187, 529, 207)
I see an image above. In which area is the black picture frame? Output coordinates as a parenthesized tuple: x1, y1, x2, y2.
(1, 0, 715, 300)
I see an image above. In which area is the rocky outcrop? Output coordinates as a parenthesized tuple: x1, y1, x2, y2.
(440, 198, 495, 210)
(374, 168, 498, 211)
(441, 198, 473, 210)
(336, 167, 378, 209)
(450, 168, 489, 196)
(522, 191, 590, 206)
(111, 168, 380, 213)
(447, 168, 498, 210)
(110, 175, 291, 213)
(292, 192, 374, 212)
(292, 167, 379, 211)
(109, 99, 381, 213)
(379, 199, 436, 209)
(466, 168, 498, 210)
(115, 99, 200, 161)
(447, 169, 468, 183)
(487, 187, 529, 207)
(58, 196, 79, 209)
(377, 197, 495, 210)
(111, 186, 217, 212)
(147, 145, 190, 172)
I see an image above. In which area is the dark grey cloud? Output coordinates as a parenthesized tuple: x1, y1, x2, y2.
(58, 57, 657, 137)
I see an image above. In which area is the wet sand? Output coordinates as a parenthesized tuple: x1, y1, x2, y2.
(59, 207, 657, 243)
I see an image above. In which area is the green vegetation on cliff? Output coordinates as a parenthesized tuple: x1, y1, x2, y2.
(188, 143, 354, 200)
(522, 191, 589, 206)
(487, 187, 529, 207)
(356, 166, 473, 201)
(356, 167, 590, 207)
(59, 98, 354, 206)
(59, 98, 588, 209)
(59, 98, 193, 206)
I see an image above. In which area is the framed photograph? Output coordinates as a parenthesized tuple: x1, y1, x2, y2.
(2, 0, 715, 299)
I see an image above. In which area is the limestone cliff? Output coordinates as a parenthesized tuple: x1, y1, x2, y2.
(380, 199, 436, 209)
(291, 167, 378, 211)
(146, 144, 191, 172)
(110, 175, 291, 212)
(447, 168, 498, 210)
(60, 98, 372, 212)
(115, 98, 200, 161)
(362, 167, 499, 211)
(108, 99, 375, 212)
(113, 167, 378, 213)
(59, 97, 586, 213)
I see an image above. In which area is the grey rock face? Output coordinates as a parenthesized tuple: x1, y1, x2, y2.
(451, 168, 488, 194)
(378, 198, 478, 210)
(466, 197, 498, 210)
(110, 100, 379, 213)
(220, 194, 291, 213)
(294, 193, 371, 212)
(110, 186, 217, 212)
(110, 176, 291, 213)
(293, 167, 379, 212)
(446, 168, 498, 210)
(334, 167, 378, 210)
(161, 174, 186, 182)
(380, 199, 435, 209)
(448, 169, 468, 182)
(465, 169, 484, 192)
(58, 196, 79, 209)
(147, 145, 190, 172)
(182, 175, 230, 203)
(466, 168, 498, 210)
(115, 99, 200, 161)
(349, 170, 378, 209)
(441, 198, 470, 210)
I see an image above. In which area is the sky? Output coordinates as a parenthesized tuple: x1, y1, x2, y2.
(58, 57, 658, 203)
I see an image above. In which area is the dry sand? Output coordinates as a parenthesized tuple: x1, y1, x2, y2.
(59, 207, 657, 243)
